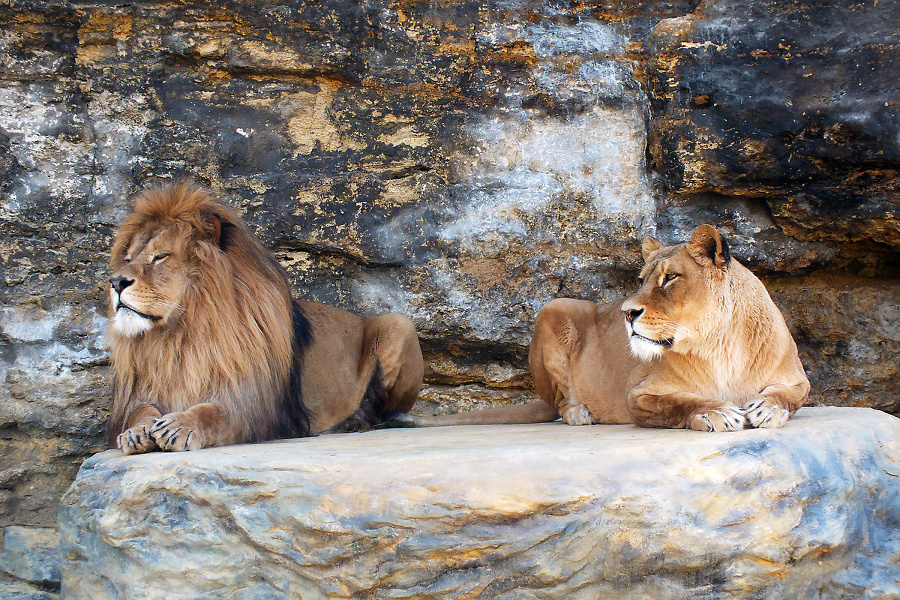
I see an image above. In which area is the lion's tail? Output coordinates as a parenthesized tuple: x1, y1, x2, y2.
(411, 402, 560, 427)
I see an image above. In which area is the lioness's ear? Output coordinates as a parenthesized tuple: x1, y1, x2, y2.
(687, 224, 731, 269)
(641, 236, 664, 261)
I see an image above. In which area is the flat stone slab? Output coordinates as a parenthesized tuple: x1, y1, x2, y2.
(59, 407, 900, 599)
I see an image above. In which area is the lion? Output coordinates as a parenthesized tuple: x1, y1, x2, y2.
(418, 224, 809, 432)
(106, 182, 424, 454)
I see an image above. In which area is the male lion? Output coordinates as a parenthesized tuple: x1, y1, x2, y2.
(107, 182, 424, 454)
(419, 224, 809, 432)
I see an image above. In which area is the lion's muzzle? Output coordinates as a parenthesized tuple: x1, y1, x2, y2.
(110, 275, 133, 294)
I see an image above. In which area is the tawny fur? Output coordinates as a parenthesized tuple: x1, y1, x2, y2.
(107, 182, 424, 454)
(417, 225, 809, 432)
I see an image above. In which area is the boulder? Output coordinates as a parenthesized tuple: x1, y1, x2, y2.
(0, 526, 60, 585)
(59, 407, 900, 600)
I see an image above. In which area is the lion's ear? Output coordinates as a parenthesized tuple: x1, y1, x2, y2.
(687, 224, 731, 269)
(202, 211, 236, 252)
(641, 236, 664, 261)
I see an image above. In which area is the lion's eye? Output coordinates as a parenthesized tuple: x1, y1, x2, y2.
(637, 276, 644, 285)
(663, 273, 680, 287)
(150, 253, 170, 264)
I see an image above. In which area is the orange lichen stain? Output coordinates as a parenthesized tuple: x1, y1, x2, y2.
(82, 12, 135, 40)
(14, 13, 48, 25)
(458, 257, 508, 292)
(436, 39, 477, 57)
(653, 16, 697, 41)
(652, 52, 682, 74)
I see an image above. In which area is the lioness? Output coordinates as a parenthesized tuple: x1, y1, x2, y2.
(420, 224, 809, 432)
(107, 182, 424, 454)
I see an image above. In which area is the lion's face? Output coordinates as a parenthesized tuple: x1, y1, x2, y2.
(621, 225, 731, 362)
(109, 226, 191, 337)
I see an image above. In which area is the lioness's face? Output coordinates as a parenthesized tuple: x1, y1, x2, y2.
(621, 227, 729, 361)
(109, 227, 189, 337)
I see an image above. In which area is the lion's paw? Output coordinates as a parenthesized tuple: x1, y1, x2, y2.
(149, 413, 203, 452)
(562, 403, 595, 426)
(118, 423, 158, 455)
(742, 399, 790, 429)
(688, 407, 747, 432)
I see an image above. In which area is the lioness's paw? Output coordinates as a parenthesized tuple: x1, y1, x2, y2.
(688, 407, 747, 432)
(149, 413, 202, 452)
(742, 399, 790, 429)
(562, 404, 595, 426)
(118, 424, 158, 455)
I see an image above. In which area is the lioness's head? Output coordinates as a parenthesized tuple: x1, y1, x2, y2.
(621, 224, 732, 361)
(108, 183, 237, 337)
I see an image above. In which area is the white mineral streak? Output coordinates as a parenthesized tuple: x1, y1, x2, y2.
(444, 105, 655, 249)
(59, 407, 900, 600)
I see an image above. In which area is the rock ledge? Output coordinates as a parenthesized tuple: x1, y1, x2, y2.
(59, 407, 900, 600)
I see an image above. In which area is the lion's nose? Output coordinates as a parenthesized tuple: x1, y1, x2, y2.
(110, 276, 134, 294)
(624, 308, 644, 324)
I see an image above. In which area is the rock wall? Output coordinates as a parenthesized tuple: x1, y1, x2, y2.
(0, 0, 898, 530)
(59, 407, 900, 600)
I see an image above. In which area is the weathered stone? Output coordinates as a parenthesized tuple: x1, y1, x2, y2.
(59, 407, 900, 600)
(647, 0, 900, 248)
(0, 580, 58, 600)
(0, 526, 60, 585)
(0, 0, 897, 533)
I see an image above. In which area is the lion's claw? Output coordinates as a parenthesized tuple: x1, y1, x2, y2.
(688, 406, 747, 432)
(117, 423, 158, 455)
(741, 399, 790, 429)
(149, 415, 202, 451)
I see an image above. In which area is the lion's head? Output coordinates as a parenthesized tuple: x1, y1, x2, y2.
(108, 183, 288, 336)
(109, 214, 196, 337)
(621, 224, 732, 362)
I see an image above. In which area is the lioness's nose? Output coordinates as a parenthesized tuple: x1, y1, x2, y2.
(110, 276, 134, 294)
(624, 308, 644, 324)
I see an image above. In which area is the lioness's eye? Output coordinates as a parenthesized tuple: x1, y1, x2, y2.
(663, 273, 679, 286)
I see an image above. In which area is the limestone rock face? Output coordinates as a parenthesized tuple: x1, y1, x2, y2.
(59, 407, 900, 600)
(0, 526, 60, 585)
(0, 0, 898, 530)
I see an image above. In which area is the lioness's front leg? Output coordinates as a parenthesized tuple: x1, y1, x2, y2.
(118, 405, 163, 455)
(628, 390, 746, 432)
(742, 380, 809, 429)
(150, 403, 244, 451)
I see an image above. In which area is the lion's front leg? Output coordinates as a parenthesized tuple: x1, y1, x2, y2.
(741, 399, 790, 429)
(687, 406, 747, 432)
(118, 418, 159, 455)
(149, 403, 244, 452)
(628, 389, 747, 432)
(741, 379, 810, 429)
(117, 406, 163, 455)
